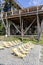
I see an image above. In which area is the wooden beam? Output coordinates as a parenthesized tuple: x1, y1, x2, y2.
(5, 18, 8, 36)
(11, 7, 14, 15)
(11, 22, 21, 34)
(37, 15, 41, 41)
(24, 18, 36, 34)
(7, 21, 10, 36)
(21, 19, 24, 41)
(19, 10, 22, 30)
(41, 20, 43, 36)
(5, 12, 10, 36)
(36, 6, 41, 41)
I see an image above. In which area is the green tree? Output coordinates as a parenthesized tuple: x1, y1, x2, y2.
(0, 21, 6, 35)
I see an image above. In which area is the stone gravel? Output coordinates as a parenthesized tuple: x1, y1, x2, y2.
(0, 41, 41, 65)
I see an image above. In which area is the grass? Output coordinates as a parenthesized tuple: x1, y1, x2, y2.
(0, 36, 20, 41)
(39, 40, 43, 45)
(22, 36, 43, 45)
(0, 36, 43, 45)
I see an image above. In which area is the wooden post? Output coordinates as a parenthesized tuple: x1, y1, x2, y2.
(19, 10, 21, 30)
(5, 12, 8, 37)
(5, 20, 10, 37)
(37, 6, 41, 41)
(6, 19, 8, 36)
(41, 20, 43, 36)
(19, 10, 24, 41)
(21, 19, 24, 41)
(7, 21, 10, 36)
(11, 7, 13, 15)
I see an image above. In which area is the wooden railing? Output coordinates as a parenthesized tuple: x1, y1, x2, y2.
(0, 6, 43, 19)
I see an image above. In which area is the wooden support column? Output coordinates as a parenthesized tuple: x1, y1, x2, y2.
(5, 19, 8, 36)
(5, 12, 7, 36)
(19, 10, 24, 40)
(5, 20, 10, 36)
(41, 20, 43, 36)
(7, 21, 10, 36)
(11, 7, 14, 15)
(21, 19, 24, 41)
(19, 10, 21, 30)
(37, 6, 41, 41)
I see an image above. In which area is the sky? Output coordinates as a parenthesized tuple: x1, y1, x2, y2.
(17, 0, 43, 8)
(0, 0, 43, 8)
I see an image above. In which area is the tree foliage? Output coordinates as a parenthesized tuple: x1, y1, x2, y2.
(0, 21, 6, 35)
(3, 1, 12, 12)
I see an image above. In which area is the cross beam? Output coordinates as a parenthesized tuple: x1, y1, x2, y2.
(24, 18, 36, 34)
(11, 22, 21, 34)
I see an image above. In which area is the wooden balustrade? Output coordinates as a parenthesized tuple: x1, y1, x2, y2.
(0, 5, 43, 19)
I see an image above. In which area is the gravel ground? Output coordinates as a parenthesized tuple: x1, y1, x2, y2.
(0, 41, 41, 65)
(39, 46, 43, 65)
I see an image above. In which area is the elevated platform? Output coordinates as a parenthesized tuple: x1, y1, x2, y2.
(0, 5, 43, 40)
(0, 5, 43, 20)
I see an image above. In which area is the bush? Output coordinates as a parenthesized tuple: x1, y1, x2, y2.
(0, 22, 6, 35)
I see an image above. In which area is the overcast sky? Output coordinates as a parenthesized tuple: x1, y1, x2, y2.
(0, 0, 43, 8)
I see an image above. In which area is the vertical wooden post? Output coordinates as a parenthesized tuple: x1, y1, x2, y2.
(5, 20, 10, 37)
(8, 21, 10, 36)
(37, 6, 41, 41)
(19, 10, 24, 41)
(11, 7, 13, 15)
(19, 10, 21, 30)
(6, 20, 11, 36)
(21, 19, 24, 41)
(5, 12, 7, 36)
(5, 21, 8, 37)
(41, 20, 43, 36)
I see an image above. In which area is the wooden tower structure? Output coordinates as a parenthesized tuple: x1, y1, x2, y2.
(0, 0, 43, 40)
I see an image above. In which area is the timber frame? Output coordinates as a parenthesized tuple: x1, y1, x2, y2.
(0, 5, 43, 40)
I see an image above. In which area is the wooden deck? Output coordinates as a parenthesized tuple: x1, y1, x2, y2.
(0, 5, 43, 22)
(0, 9, 43, 21)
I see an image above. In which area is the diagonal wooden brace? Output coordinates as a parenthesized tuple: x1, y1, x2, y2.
(11, 22, 21, 34)
(24, 18, 36, 34)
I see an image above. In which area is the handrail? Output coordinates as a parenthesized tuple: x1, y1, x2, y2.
(0, 9, 43, 15)
(0, 8, 43, 19)
(0, 6, 43, 14)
